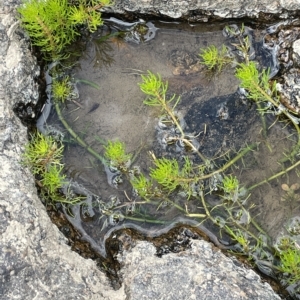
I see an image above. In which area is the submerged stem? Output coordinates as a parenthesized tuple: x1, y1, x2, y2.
(248, 159, 300, 191)
(124, 215, 167, 224)
(198, 143, 257, 181)
(154, 90, 185, 137)
(54, 102, 106, 164)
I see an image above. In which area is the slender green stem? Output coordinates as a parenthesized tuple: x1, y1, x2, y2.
(161, 197, 190, 213)
(199, 191, 213, 220)
(281, 144, 300, 163)
(231, 193, 269, 237)
(186, 213, 207, 218)
(54, 102, 106, 164)
(181, 138, 209, 164)
(251, 218, 268, 237)
(223, 206, 263, 246)
(257, 85, 300, 134)
(256, 102, 267, 139)
(162, 144, 255, 187)
(155, 90, 185, 137)
(124, 215, 167, 224)
(198, 143, 257, 181)
(248, 159, 300, 191)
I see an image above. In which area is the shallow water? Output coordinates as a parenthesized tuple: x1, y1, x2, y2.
(47, 20, 300, 259)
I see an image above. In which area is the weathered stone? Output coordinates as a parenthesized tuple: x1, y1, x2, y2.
(106, 0, 300, 20)
(293, 39, 300, 63)
(119, 241, 281, 300)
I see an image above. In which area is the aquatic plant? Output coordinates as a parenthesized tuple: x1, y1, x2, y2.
(22, 131, 64, 174)
(130, 173, 154, 200)
(22, 129, 87, 204)
(199, 45, 233, 73)
(41, 164, 66, 194)
(149, 156, 197, 197)
(50, 73, 106, 164)
(139, 71, 211, 163)
(225, 226, 250, 252)
(52, 77, 72, 103)
(224, 23, 253, 64)
(150, 158, 181, 193)
(22, 132, 72, 202)
(104, 140, 132, 171)
(279, 244, 300, 285)
(18, 0, 111, 59)
(139, 71, 183, 136)
(236, 61, 300, 162)
(235, 62, 277, 103)
(221, 175, 239, 195)
(27, 20, 300, 291)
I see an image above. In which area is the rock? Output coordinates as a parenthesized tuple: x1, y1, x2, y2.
(293, 39, 300, 64)
(107, 0, 300, 21)
(0, 0, 286, 299)
(118, 240, 281, 300)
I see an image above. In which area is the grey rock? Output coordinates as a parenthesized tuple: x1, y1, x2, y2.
(107, 0, 300, 20)
(293, 39, 300, 61)
(119, 241, 281, 300)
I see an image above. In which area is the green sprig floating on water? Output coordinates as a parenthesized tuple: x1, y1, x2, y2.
(235, 61, 277, 103)
(199, 45, 233, 73)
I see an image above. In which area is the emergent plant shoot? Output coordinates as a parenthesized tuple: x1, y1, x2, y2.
(18, 0, 111, 60)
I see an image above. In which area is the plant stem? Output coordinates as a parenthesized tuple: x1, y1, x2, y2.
(198, 143, 257, 181)
(181, 137, 208, 164)
(124, 215, 167, 224)
(223, 206, 265, 246)
(155, 90, 185, 137)
(199, 191, 213, 220)
(256, 102, 267, 139)
(54, 102, 106, 164)
(248, 159, 300, 191)
(251, 218, 268, 237)
(186, 213, 207, 218)
(257, 85, 300, 134)
(164, 144, 255, 186)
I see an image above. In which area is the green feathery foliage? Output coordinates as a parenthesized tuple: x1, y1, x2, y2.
(41, 164, 66, 194)
(18, 0, 111, 60)
(130, 173, 154, 200)
(52, 77, 72, 102)
(22, 132, 71, 202)
(221, 175, 239, 195)
(139, 71, 169, 106)
(199, 45, 232, 73)
(149, 157, 195, 197)
(150, 158, 180, 193)
(139, 71, 183, 136)
(235, 62, 277, 103)
(104, 140, 132, 170)
(18, 0, 75, 59)
(22, 132, 64, 174)
(279, 245, 300, 284)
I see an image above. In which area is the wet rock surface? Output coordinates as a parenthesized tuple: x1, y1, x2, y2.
(0, 0, 291, 299)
